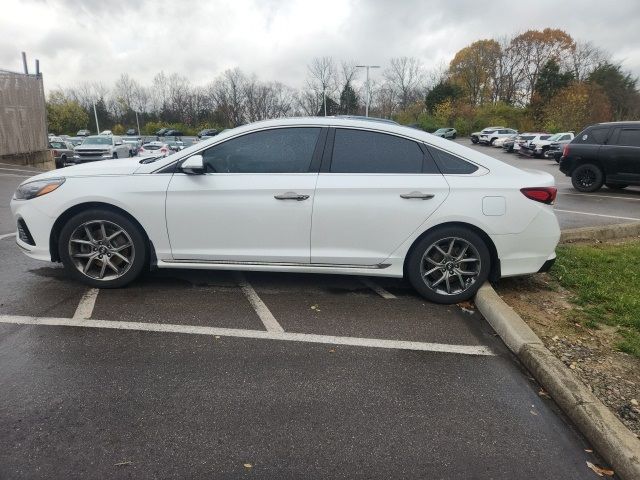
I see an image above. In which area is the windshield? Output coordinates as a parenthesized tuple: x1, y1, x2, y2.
(49, 141, 66, 149)
(546, 134, 562, 141)
(82, 136, 112, 145)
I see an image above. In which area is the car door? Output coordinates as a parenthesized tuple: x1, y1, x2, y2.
(311, 128, 449, 265)
(605, 127, 640, 181)
(165, 126, 325, 263)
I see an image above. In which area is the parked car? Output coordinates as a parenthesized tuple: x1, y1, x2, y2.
(560, 122, 640, 192)
(70, 135, 130, 164)
(100, 130, 113, 136)
(518, 134, 552, 156)
(122, 137, 142, 157)
(471, 126, 506, 144)
(11, 117, 560, 304)
(546, 137, 574, 163)
(138, 141, 171, 157)
(166, 140, 186, 152)
(197, 128, 218, 138)
(479, 128, 518, 145)
(432, 128, 457, 139)
(76, 129, 91, 137)
(493, 134, 517, 149)
(155, 128, 169, 136)
(67, 137, 84, 147)
(48, 137, 75, 169)
(511, 133, 539, 153)
(164, 129, 184, 137)
(521, 132, 574, 158)
(126, 128, 138, 136)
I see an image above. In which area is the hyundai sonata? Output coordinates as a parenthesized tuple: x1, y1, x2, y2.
(11, 117, 560, 304)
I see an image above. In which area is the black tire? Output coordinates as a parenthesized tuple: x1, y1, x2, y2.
(58, 209, 147, 288)
(571, 163, 604, 192)
(489, 138, 496, 146)
(406, 226, 491, 304)
(605, 183, 628, 190)
(452, 133, 457, 139)
(112, 152, 118, 159)
(471, 137, 478, 144)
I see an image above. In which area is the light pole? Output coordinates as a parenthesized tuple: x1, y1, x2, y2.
(356, 64, 380, 117)
(92, 101, 100, 134)
(135, 110, 141, 136)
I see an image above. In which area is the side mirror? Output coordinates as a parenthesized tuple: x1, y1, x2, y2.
(181, 154, 205, 174)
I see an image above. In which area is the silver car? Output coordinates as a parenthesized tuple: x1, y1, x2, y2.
(70, 135, 131, 165)
(432, 128, 457, 139)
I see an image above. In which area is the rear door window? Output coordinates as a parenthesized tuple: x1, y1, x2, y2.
(614, 129, 640, 147)
(330, 129, 430, 174)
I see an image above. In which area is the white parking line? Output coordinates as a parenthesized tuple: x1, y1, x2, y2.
(0, 167, 39, 174)
(234, 272, 285, 333)
(0, 232, 16, 240)
(554, 209, 640, 222)
(0, 172, 31, 178)
(559, 192, 640, 202)
(0, 314, 495, 356)
(360, 277, 397, 299)
(73, 289, 100, 320)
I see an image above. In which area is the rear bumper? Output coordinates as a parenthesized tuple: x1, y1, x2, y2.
(537, 257, 556, 273)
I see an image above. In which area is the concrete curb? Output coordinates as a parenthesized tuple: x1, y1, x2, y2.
(475, 283, 640, 480)
(560, 222, 640, 244)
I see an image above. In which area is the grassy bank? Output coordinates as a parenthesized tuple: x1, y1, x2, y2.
(550, 240, 640, 357)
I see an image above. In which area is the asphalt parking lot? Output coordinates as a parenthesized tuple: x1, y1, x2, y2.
(0, 156, 624, 478)
(456, 139, 640, 229)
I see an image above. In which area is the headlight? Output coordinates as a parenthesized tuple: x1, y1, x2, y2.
(14, 178, 65, 200)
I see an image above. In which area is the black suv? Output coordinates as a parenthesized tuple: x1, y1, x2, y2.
(559, 122, 640, 192)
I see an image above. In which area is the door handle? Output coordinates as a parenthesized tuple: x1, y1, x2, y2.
(274, 192, 310, 201)
(400, 191, 435, 200)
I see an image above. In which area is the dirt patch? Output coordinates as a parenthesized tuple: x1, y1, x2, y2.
(495, 274, 640, 437)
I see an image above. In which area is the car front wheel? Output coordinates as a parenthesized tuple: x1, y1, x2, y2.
(407, 226, 490, 304)
(571, 164, 604, 192)
(59, 209, 147, 288)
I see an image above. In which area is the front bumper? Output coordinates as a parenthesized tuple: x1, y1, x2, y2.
(10, 198, 56, 261)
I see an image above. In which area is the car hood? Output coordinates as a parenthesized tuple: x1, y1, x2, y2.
(75, 144, 112, 150)
(20, 159, 142, 183)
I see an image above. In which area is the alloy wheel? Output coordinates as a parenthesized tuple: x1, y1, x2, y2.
(576, 168, 596, 189)
(420, 237, 481, 296)
(68, 220, 135, 280)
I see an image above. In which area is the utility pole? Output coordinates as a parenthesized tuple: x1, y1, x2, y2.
(93, 101, 100, 134)
(356, 65, 380, 117)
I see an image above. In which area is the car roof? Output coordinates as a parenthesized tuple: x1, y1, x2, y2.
(592, 121, 640, 126)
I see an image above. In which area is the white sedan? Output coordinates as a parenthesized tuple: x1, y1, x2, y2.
(10, 117, 560, 304)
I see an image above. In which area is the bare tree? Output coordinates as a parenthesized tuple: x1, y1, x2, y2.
(210, 68, 247, 127)
(569, 41, 605, 81)
(383, 57, 423, 110)
(306, 57, 337, 115)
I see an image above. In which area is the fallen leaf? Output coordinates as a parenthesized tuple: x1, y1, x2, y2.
(586, 461, 614, 476)
(584, 449, 593, 453)
(529, 410, 538, 416)
(310, 304, 321, 312)
(243, 463, 253, 469)
(328, 348, 336, 353)
(114, 461, 132, 466)
(538, 388, 550, 398)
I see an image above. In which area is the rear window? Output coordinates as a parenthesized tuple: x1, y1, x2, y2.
(575, 127, 609, 145)
(49, 142, 65, 149)
(519, 136, 534, 141)
(144, 144, 161, 150)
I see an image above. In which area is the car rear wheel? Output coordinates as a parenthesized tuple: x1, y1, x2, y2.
(451, 133, 457, 139)
(605, 183, 628, 190)
(571, 164, 604, 192)
(112, 152, 118, 159)
(407, 226, 490, 304)
(59, 209, 147, 288)
(471, 137, 478, 144)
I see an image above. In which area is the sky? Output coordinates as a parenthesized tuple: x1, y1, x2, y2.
(2, 0, 640, 92)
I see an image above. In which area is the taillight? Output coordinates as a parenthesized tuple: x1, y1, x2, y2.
(160, 148, 167, 153)
(521, 187, 557, 205)
(52, 150, 58, 156)
(562, 144, 570, 157)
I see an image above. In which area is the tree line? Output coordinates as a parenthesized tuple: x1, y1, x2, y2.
(46, 28, 639, 136)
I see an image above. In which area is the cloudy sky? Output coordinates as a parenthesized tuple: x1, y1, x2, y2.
(3, 0, 640, 91)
